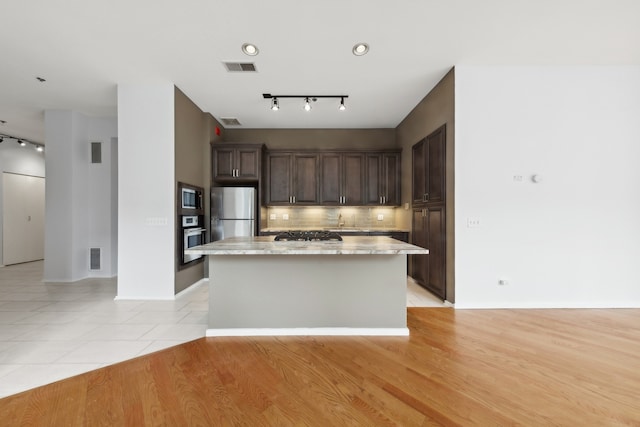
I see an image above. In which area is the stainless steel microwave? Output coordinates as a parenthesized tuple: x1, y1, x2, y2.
(181, 188, 200, 209)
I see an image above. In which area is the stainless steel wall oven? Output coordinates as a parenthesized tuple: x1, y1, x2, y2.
(181, 215, 206, 264)
(178, 182, 206, 269)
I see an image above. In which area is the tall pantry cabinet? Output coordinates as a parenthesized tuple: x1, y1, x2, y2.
(410, 125, 446, 299)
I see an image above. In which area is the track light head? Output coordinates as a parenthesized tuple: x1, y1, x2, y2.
(271, 97, 279, 111)
(18, 140, 26, 146)
(304, 97, 311, 111)
(339, 97, 346, 111)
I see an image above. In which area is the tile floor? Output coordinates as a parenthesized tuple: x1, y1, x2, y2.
(0, 260, 443, 398)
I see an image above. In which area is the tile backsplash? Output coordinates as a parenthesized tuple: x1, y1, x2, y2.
(265, 206, 397, 229)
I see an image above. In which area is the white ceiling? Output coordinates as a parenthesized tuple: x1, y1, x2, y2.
(1, 0, 639, 144)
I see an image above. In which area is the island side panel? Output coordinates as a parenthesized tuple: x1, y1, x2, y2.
(208, 255, 406, 330)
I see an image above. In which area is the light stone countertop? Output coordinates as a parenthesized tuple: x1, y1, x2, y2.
(185, 236, 428, 256)
(260, 227, 410, 233)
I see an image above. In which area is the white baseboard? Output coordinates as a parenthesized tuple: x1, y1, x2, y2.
(174, 278, 208, 298)
(113, 295, 176, 301)
(206, 327, 410, 337)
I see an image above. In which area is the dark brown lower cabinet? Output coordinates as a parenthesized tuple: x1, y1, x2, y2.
(368, 231, 408, 242)
(411, 205, 446, 299)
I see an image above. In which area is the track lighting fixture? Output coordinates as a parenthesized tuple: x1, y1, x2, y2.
(262, 94, 348, 112)
(0, 133, 44, 152)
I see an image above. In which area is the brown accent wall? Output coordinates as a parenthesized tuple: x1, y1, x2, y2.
(224, 128, 397, 150)
(395, 68, 455, 302)
(174, 87, 208, 294)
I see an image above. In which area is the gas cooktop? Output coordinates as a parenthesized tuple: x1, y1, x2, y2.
(273, 230, 343, 242)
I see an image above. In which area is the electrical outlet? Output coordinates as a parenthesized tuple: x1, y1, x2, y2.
(513, 175, 523, 182)
(269, 213, 276, 220)
(282, 214, 289, 220)
(377, 214, 384, 221)
(467, 217, 481, 228)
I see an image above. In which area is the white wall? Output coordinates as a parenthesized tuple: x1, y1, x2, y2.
(87, 118, 118, 277)
(117, 83, 175, 299)
(44, 111, 87, 281)
(44, 111, 118, 281)
(0, 142, 46, 266)
(454, 66, 640, 308)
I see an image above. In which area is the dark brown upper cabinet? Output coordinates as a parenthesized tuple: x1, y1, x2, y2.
(265, 149, 399, 207)
(320, 152, 365, 205)
(265, 152, 292, 204)
(264, 152, 319, 205)
(212, 143, 263, 183)
(412, 126, 445, 205)
(365, 151, 401, 206)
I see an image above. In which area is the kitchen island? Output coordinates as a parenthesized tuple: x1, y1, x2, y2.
(185, 236, 428, 336)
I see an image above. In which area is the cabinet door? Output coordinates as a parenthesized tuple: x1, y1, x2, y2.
(369, 231, 408, 243)
(292, 154, 319, 204)
(410, 208, 427, 285)
(236, 148, 260, 180)
(365, 154, 382, 205)
(382, 153, 400, 206)
(365, 153, 400, 206)
(266, 153, 292, 205)
(410, 206, 446, 299)
(212, 147, 235, 180)
(412, 138, 427, 205)
(388, 231, 409, 243)
(426, 126, 446, 204)
(424, 205, 446, 299)
(320, 153, 341, 205)
(343, 154, 364, 205)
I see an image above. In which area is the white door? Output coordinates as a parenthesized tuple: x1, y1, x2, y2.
(2, 173, 45, 265)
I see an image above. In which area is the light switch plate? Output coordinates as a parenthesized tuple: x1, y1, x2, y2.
(467, 217, 481, 228)
(377, 214, 384, 221)
(283, 214, 289, 220)
(269, 213, 277, 220)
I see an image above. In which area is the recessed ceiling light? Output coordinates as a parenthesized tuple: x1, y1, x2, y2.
(241, 43, 259, 56)
(352, 43, 369, 56)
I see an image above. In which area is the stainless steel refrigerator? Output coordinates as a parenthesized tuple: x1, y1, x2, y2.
(210, 187, 256, 241)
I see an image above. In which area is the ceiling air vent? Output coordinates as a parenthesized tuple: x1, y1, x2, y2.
(220, 117, 242, 126)
(223, 62, 257, 72)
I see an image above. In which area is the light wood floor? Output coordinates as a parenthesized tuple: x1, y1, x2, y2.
(1, 307, 639, 426)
